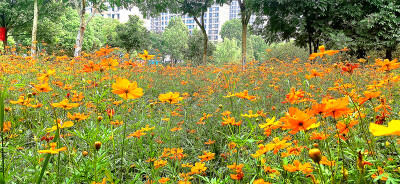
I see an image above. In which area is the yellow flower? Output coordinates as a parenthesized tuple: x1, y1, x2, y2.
(158, 92, 183, 104)
(111, 78, 144, 100)
(241, 110, 260, 118)
(34, 83, 52, 92)
(100, 58, 119, 70)
(67, 112, 88, 121)
(139, 50, 155, 60)
(45, 120, 74, 132)
(369, 120, 400, 136)
(52, 99, 79, 109)
(37, 69, 55, 81)
(38, 143, 67, 154)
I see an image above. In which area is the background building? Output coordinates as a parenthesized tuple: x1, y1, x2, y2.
(95, 1, 255, 42)
(149, 4, 230, 41)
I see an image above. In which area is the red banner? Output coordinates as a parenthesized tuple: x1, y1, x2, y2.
(0, 27, 5, 42)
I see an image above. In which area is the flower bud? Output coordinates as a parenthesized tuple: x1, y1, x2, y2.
(309, 144, 322, 163)
(82, 151, 88, 156)
(218, 104, 223, 109)
(97, 116, 103, 122)
(27, 93, 33, 98)
(94, 141, 102, 151)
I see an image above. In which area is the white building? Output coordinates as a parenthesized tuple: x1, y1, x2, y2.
(97, 5, 151, 29)
(95, 1, 256, 42)
(149, 4, 230, 41)
(229, 1, 256, 24)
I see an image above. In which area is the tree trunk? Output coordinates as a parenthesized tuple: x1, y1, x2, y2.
(242, 19, 247, 66)
(202, 30, 208, 65)
(31, 0, 38, 57)
(313, 40, 318, 53)
(386, 48, 393, 60)
(74, 0, 86, 57)
(239, 0, 249, 67)
(308, 33, 312, 55)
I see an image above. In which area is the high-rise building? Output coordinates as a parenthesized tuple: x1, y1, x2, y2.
(93, 1, 256, 42)
(228, 1, 256, 24)
(96, 5, 151, 29)
(150, 4, 229, 41)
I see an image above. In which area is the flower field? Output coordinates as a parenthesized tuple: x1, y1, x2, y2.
(1, 46, 400, 184)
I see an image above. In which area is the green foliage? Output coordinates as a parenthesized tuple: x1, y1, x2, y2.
(213, 38, 241, 64)
(113, 15, 149, 53)
(185, 29, 216, 65)
(264, 41, 309, 62)
(162, 17, 189, 62)
(220, 19, 247, 44)
(250, 35, 268, 61)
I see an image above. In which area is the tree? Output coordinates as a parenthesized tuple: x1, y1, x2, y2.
(185, 28, 215, 65)
(113, 15, 150, 53)
(67, 0, 134, 57)
(0, 0, 33, 52)
(134, 0, 225, 65)
(254, 0, 333, 54)
(213, 38, 240, 64)
(162, 17, 189, 65)
(225, 0, 257, 65)
(358, 0, 400, 60)
(250, 34, 268, 61)
(31, 0, 38, 56)
(220, 19, 242, 42)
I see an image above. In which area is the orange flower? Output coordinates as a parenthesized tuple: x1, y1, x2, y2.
(375, 58, 400, 72)
(309, 131, 329, 140)
(269, 137, 292, 154)
(34, 83, 52, 92)
(110, 120, 124, 126)
(281, 107, 319, 134)
(51, 99, 79, 109)
(371, 167, 388, 181)
(309, 103, 326, 116)
(83, 61, 100, 72)
(251, 144, 275, 158)
(283, 160, 313, 174)
(139, 50, 155, 60)
(111, 78, 144, 100)
(358, 91, 381, 105)
(198, 151, 215, 162)
(285, 87, 305, 104)
(38, 143, 67, 154)
(191, 162, 207, 174)
(158, 177, 170, 183)
(154, 159, 167, 169)
(336, 120, 358, 135)
(100, 57, 118, 70)
(305, 69, 324, 79)
(37, 69, 55, 81)
(158, 92, 183, 104)
(235, 90, 256, 100)
(67, 112, 88, 121)
(319, 156, 335, 166)
(126, 130, 146, 139)
(3, 121, 11, 132)
(253, 179, 271, 184)
(228, 163, 244, 180)
(45, 120, 74, 132)
(221, 115, 242, 126)
(323, 97, 351, 118)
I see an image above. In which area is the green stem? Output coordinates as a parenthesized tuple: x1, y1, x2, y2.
(36, 107, 60, 184)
